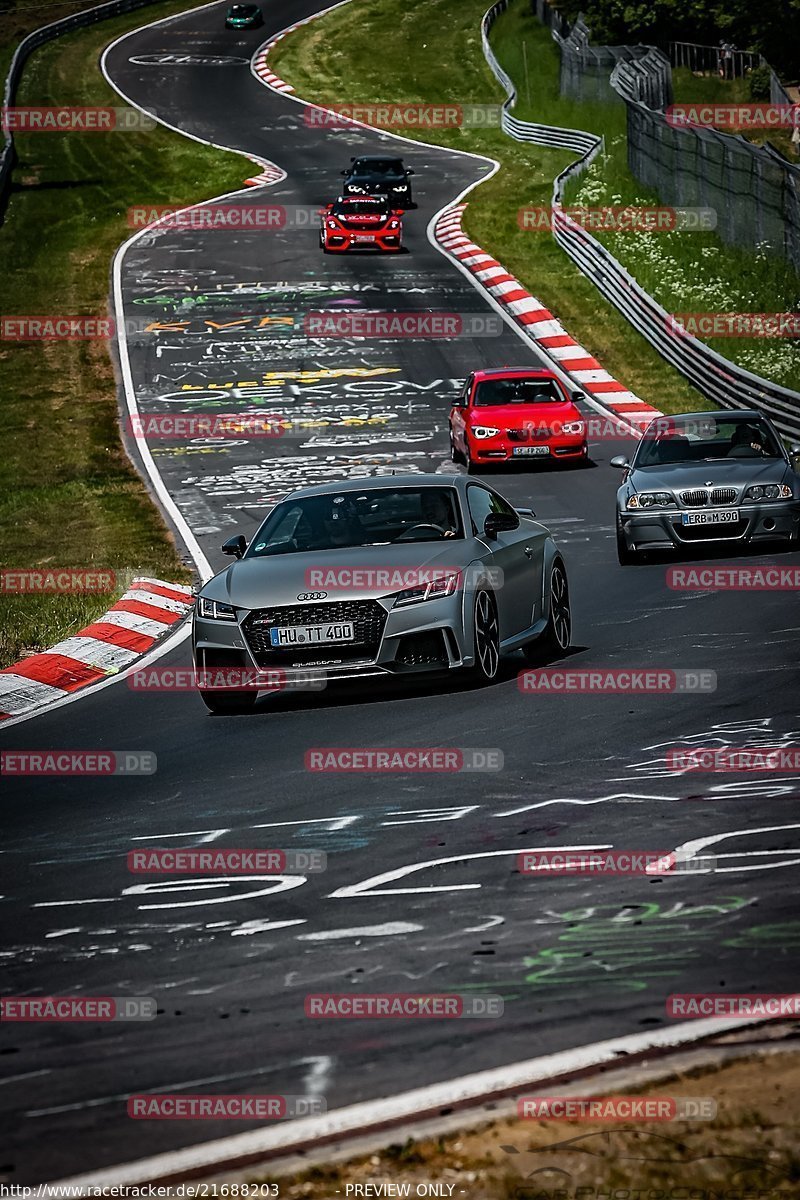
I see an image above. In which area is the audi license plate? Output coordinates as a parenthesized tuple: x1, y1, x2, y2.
(682, 510, 739, 526)
(512, 445, 550, 456)
(270, 623, 355, 647)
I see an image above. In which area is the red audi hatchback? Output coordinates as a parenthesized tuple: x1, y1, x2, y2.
(449, 367, 589, 472)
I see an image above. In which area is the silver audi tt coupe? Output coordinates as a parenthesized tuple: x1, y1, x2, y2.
(192, 474, 571, 712)
(612, 410, 800, 564)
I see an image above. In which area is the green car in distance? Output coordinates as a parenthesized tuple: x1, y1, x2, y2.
(225, 4, 263, 28)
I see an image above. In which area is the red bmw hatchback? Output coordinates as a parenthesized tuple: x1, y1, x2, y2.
(449, 367, 589, 472)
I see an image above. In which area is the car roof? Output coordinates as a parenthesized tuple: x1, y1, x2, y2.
(471, 367, 557, 381)
(645, 409, 768, 425)
(351, 156, 404, 165)
(281, 474, 464, 501)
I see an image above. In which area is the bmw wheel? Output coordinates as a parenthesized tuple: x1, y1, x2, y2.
(466, 589, 500, 683)
(523, 558, 571, 664)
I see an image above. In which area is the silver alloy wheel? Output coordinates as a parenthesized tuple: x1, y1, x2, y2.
(550, 561, 571, 650)
(474, 590, 500, 679)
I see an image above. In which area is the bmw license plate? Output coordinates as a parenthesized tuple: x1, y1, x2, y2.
(512, 445, 550, 456)
(682, 510, 739, 526)
(353, 235, 376, 242)
(270, 623, 355, 646)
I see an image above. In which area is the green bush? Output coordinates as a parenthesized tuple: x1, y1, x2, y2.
(747, 64, 772, 100)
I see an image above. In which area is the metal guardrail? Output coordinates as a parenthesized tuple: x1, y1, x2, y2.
(480, 0, 800, 439)
(1, 0, 161, 221)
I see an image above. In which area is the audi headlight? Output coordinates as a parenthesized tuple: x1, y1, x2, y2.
(393, 572, 460, 607)
(628, 492, 674, 509)
(745, 483, 790, 501)
(471, 426, 500, 440)
(561, 421, 585, 435)
(198, 598, 237, 621)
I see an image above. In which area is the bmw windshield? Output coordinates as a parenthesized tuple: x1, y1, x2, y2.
(246, 487, 464, 556)
(474, 379, 565, 406)
(635, 415, 783, 467)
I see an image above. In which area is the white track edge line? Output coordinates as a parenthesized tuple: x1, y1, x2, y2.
(50, 1015, 767, 1187)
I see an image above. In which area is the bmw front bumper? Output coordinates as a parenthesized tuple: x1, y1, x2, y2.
(619, 500, 800, 550)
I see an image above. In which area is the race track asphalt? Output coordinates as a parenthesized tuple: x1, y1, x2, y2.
(2, 0, 800, 1182)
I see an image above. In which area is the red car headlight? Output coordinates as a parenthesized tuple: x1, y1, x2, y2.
(561, 420, 585, 435)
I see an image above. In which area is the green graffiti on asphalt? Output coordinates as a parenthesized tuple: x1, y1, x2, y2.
(521, 897, 753, 993)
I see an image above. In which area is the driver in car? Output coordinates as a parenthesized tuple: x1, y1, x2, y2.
(420, 491, 456, 537)
(727, 423, 769, 457)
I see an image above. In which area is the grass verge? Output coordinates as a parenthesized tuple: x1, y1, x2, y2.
(0, 0, 251, 668)
(490, 2, 800, 389)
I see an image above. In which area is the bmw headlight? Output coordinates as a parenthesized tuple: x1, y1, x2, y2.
(388, 219, 400, 229)
(347, 184, 364, 194)
(394, 184, 408, 192)
(393, 572, 460, 607)
(561, 420, 585, 435)
(198, 598, 237, 621)
(471, 426, 500, 440)
(744, 484, 791, 501)
(628, 492, 674, 509)
(326, 219, 338, 229)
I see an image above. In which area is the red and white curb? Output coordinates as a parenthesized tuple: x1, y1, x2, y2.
(0, 578, 194, 721)
(244, 155, 286, 187)
(434, 205, 663, 430)
(252, 33, 297, 93)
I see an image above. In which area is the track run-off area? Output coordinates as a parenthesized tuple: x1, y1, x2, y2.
(2, 0, 800, 1184)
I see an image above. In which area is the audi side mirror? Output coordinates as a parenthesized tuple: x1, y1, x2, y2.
(222, 535, 247, 559)
(484, 511, 519, 539)
(609, 455, 630, 469)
